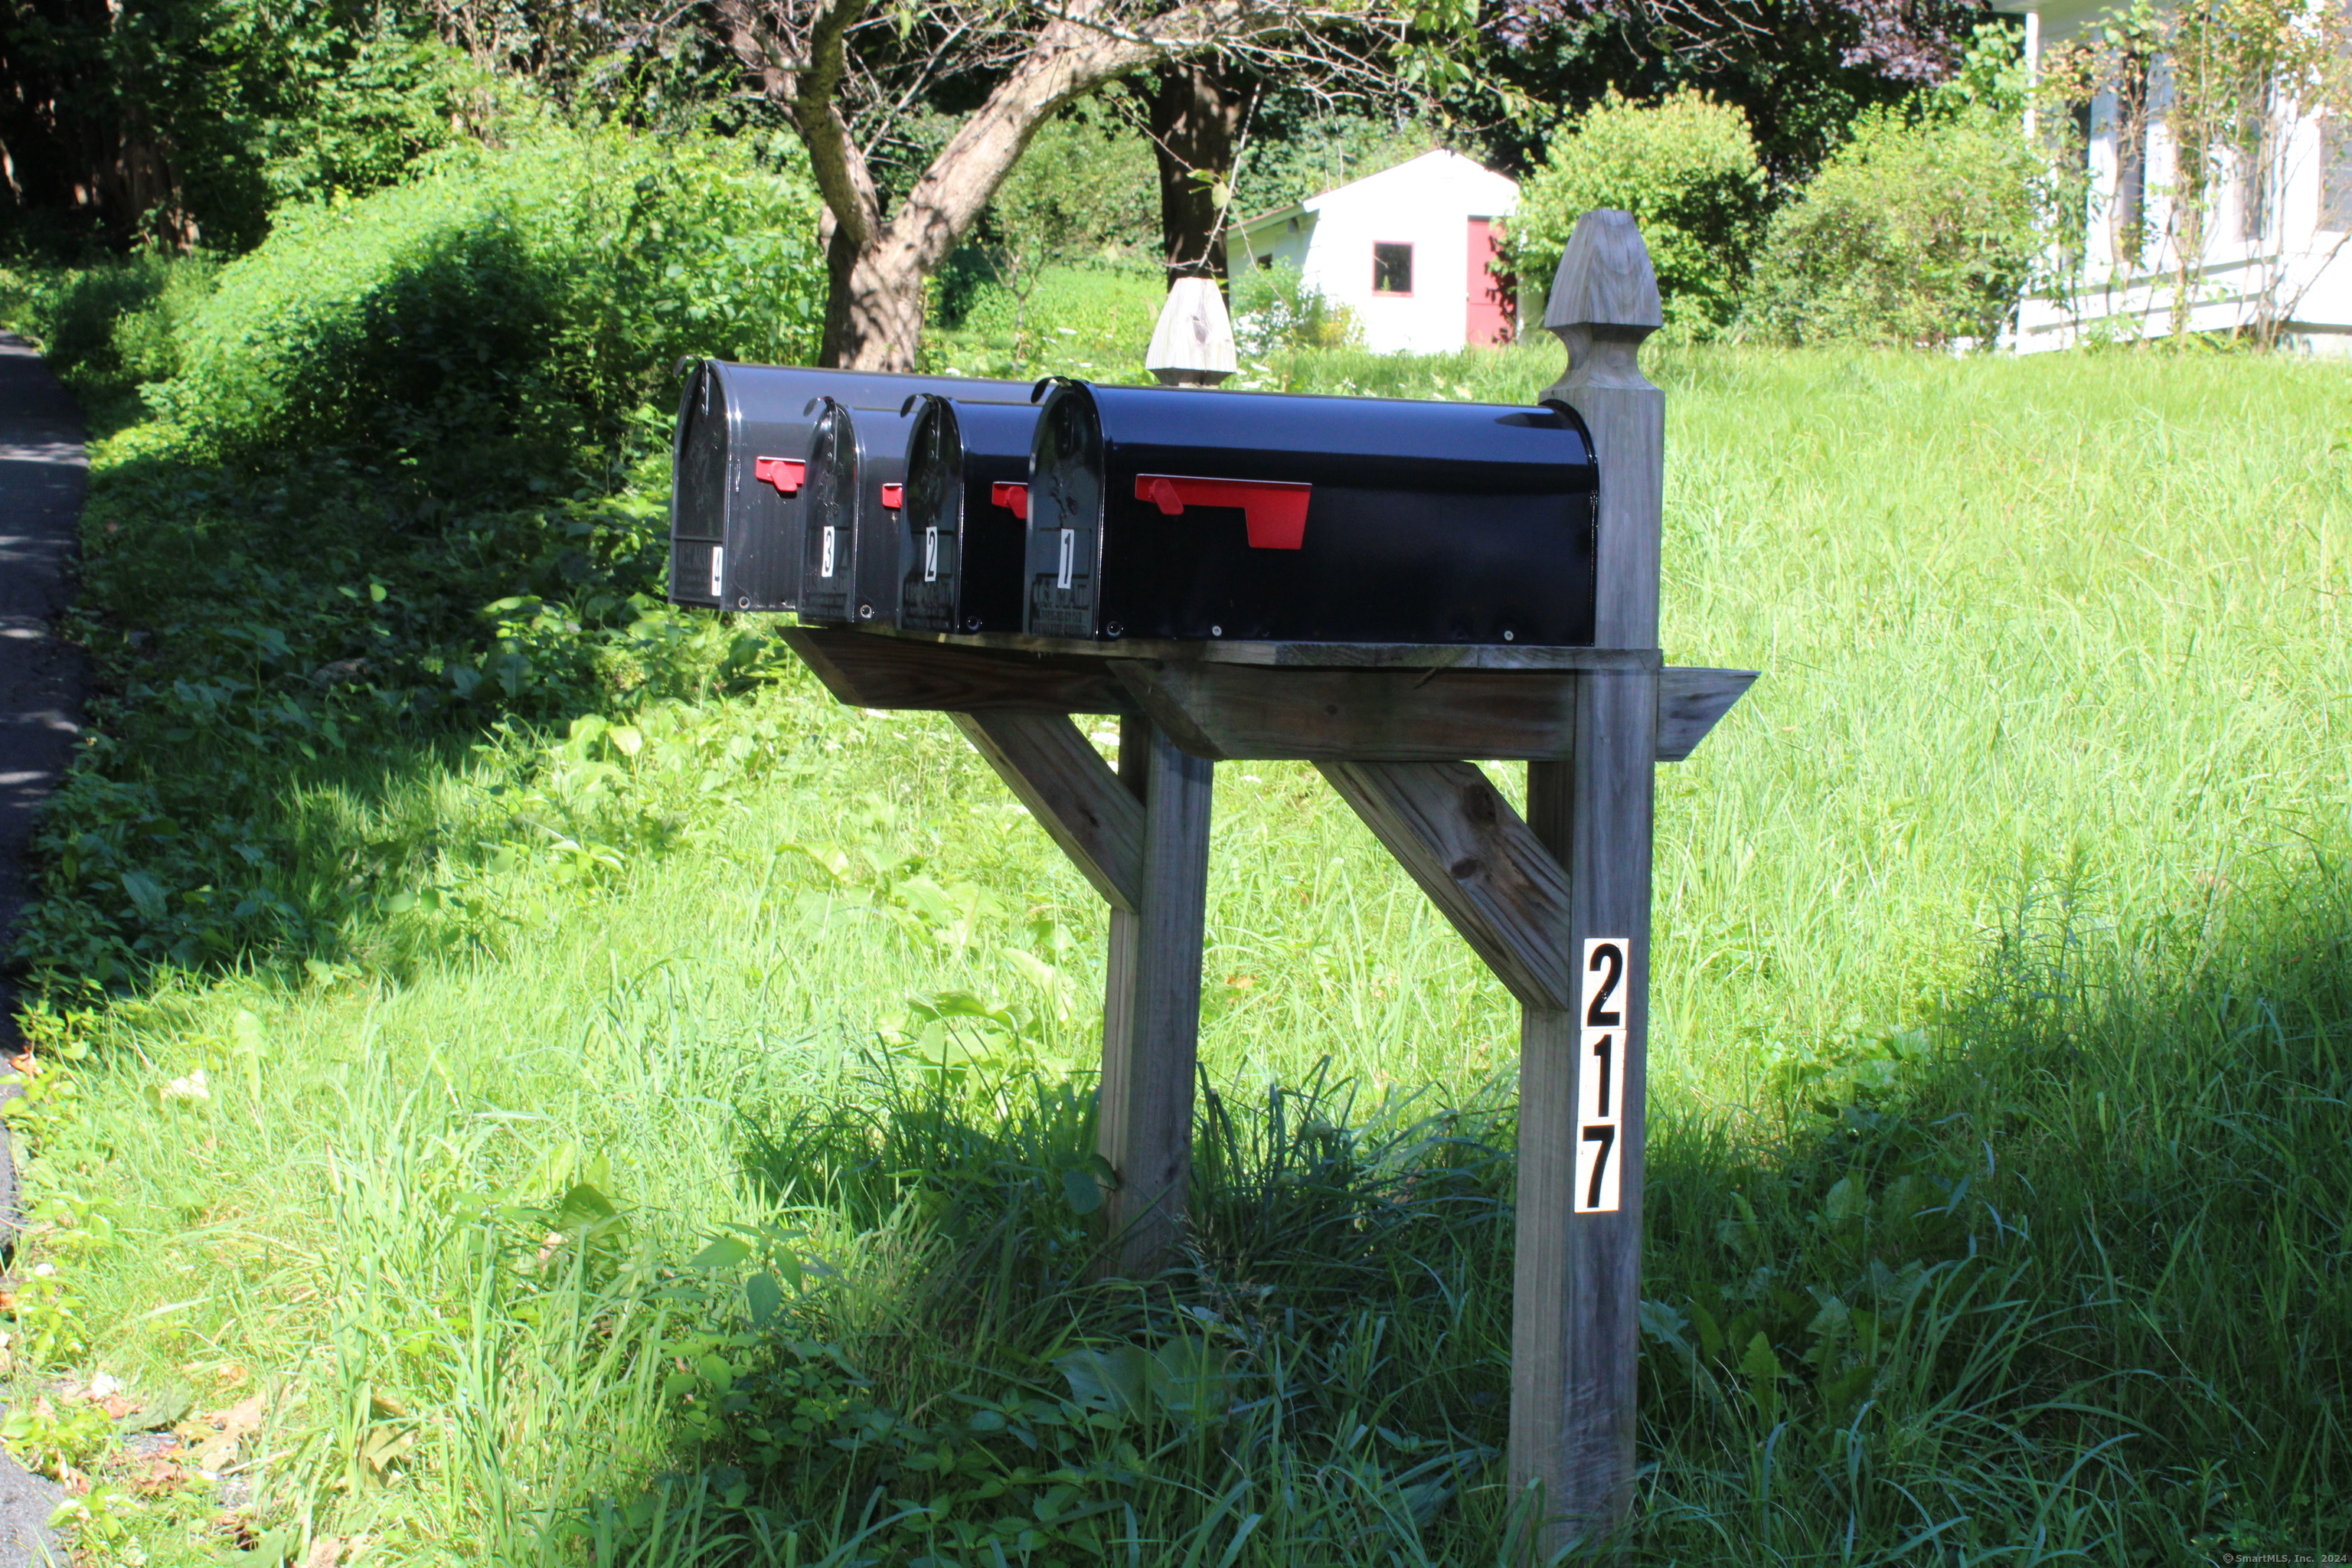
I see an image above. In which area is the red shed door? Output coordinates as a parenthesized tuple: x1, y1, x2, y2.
(1466, 217, 1516, 346)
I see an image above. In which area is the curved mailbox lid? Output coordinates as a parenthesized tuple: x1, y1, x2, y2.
(666, 360, 1029, 612)
(1025, 380, 1598, 645)
(797, 398, 925, 626)
(902, 397, 1045, 635)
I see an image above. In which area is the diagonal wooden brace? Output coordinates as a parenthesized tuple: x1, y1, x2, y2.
(950, 711, 1144, 912)
(1315, 760, 1575, 1012)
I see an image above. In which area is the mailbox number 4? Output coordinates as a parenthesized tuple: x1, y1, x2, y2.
(1576, 938, 1629, 1214)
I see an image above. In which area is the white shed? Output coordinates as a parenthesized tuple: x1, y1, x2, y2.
(1235, 149, 1522, 354)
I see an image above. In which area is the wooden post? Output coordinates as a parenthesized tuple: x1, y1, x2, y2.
(1092, 717, 1214, 1276)
(1542, 211, 1664, 652)
(1511, 210, 1664, 1552)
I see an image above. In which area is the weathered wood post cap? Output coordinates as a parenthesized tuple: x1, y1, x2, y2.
(1544, 211, 1662, 396)
(1147, 276, 1239, 387)
(1544, 210, 1663, 335)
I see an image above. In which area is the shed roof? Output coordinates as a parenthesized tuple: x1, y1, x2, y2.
(1236, 149, 1518, 235)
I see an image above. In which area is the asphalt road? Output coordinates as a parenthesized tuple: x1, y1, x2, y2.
(0, 330, 86, 1563)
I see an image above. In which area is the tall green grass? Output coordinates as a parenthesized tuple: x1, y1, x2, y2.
(11, 342, 2351, 1564)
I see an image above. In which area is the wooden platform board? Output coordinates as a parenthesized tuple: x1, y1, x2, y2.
(789, 627, 1753, 765)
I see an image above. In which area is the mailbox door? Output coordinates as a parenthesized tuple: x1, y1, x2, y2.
(852, 405, 920, 625)
(799, 403, 857, 623)
(668, 364, 730, 607)
(1026, 387, 1106, 638)
(900, 400, 962, 633)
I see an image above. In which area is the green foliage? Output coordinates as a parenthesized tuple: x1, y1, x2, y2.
(988, 102, 1160, 270)
(1, 1393, 114, 1481)
(0, 253, 223, 421)
(155, 126, 824, 467)
(0, 123, 822, 992)
(931, 264, 1165, 381)
(0, 0, 492, 254)
(1231, 261, 1361, 356)
(253, 26, 502, 214)
(1508, 90, 1768, 338)
(1747, 103, 2045, 348)
(935, 103, 1159, 352)
(1232, 113, 1437, 219)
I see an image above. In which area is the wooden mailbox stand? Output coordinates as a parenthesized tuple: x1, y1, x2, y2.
(779, 212, 1751, 1553)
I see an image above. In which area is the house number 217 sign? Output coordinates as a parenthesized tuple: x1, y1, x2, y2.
(1576, 938, 1628, 1214)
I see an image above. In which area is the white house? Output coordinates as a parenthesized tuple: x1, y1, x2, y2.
(2017, 0, 2352, 351)
(1234, 149, 1521, 354)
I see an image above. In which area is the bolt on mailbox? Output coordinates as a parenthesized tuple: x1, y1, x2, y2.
(1024, 379, 1599, 645)
(667, 360, 1025, 614)
(900, 395, 1045, 635)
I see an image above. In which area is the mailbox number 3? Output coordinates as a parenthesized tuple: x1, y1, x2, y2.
(1576, 938, 1630, 1214)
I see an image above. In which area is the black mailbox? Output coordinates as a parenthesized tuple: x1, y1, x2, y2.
(795, 397, 923, 626)
(899, 396, 1045, 635)
(667, 361, 1025, 612)
(1024, 381, 1599, 645)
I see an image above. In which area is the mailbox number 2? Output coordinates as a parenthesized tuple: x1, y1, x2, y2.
(1576, 938, 1630, 1214)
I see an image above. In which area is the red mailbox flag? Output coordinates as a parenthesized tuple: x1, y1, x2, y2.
(1134, 475, 1312, 549)
(753, 457, 804, 495)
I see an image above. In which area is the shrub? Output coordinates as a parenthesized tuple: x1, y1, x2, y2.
(1, 254, 222, 390)
(1508, 90, 1767, 338)
(152, 126, 824, 470)
(1747, 103, 2044, 348)
(1233, 260, 1361, 355)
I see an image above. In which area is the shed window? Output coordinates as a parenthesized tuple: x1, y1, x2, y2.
(1372, 242, 1413, 295)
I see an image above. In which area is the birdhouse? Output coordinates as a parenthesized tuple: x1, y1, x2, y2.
(1144, 277, 1238, 387)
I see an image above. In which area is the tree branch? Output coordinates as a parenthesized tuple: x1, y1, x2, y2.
(877, 0, 1316, 276)
(717, 0, 885, 250)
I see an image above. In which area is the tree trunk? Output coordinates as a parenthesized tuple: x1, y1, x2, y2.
(825, 226, 931, 372)
(1148, 62, 1252, 292)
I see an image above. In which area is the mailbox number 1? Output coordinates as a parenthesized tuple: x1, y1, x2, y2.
(1576, 938, 1629, 1214)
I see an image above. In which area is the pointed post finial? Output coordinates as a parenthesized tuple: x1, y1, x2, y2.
(1146, 277, 1238, 387)
(1542, 210, 1661, 397)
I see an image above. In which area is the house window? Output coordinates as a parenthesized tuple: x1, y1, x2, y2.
(1256, 253, 1275, 270)
(2324, 116, 2352, 233)
(2109, 65, 2149, 266)
(1373, 242, 1413, 295)
(2239, 79, 2276, 242)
